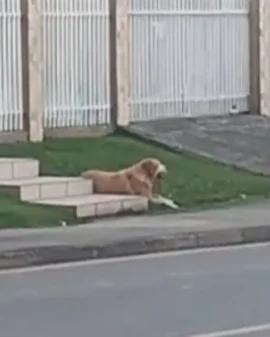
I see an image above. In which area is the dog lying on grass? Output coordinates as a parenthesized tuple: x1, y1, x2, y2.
(81, 157, 179, 209)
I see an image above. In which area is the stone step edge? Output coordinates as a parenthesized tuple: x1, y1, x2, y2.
(0, 176, 90, 185)
(0, 158, 39, 180)
(0, 177, 93, 202)
(30, 195, 149, 218)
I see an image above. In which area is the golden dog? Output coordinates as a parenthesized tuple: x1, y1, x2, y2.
(81, 158, 178, 209)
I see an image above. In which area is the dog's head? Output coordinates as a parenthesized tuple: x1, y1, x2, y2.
(140, 158, 167, 181)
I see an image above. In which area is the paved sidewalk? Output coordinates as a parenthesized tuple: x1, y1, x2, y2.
(1, 200, 270, 269)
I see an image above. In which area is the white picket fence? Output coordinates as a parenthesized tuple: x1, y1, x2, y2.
(0, 0, 251, 131)
(0, 0, 23, 131)
(43, 0, 111, 128)
(129, 0, 250, 121)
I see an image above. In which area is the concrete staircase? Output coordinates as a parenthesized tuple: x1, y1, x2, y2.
(0, 158, 148, 218)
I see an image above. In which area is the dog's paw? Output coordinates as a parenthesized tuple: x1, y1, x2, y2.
(163, 199, 179, 209)
(170, 201, 179, 209)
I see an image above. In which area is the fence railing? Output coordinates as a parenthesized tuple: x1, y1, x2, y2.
(0, 0, 262, 142)
(43, 0, 111, 129)
(0, 0, 23, 132)
(129, 0, 250, 121)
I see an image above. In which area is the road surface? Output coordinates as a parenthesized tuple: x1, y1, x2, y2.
(0, 243, 270, 337)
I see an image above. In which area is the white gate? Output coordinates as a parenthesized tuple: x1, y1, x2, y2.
(0, 0, 23, 131)
(129, 0, 250, 121)
(43, 0, 111, 128)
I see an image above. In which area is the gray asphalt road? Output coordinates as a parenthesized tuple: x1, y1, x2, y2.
(1, 244, 270, 337)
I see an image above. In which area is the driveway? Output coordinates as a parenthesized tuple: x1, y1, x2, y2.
(127, 115, 270, 175)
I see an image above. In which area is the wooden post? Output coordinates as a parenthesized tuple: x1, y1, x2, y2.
(114, 0, 131, 126)
(249, 0, 260, 115)
(21, 0, 44, 142)
(259, 0, 270, 116)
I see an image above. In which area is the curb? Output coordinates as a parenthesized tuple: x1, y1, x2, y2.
(0, 225, 270, 270)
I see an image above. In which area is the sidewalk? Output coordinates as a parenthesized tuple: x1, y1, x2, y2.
(1, 200, 270, 270)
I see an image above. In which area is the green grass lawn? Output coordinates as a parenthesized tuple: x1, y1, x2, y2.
(0, 134, 269, 228)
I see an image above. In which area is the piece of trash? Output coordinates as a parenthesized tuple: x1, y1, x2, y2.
(229, 105, 240, 115)
(240, 193, 247, 200)
(61, 221, 67, 227)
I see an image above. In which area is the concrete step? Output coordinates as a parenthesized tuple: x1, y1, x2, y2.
(0, 158, 39, 180)
(31, 194, 148, 218)
(0, 176, 93, 201)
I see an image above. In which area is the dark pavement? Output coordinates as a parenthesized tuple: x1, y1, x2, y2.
(1, 200, 270, 269)
(127, 115, 270, 175)
(1, 243, 270, 337)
